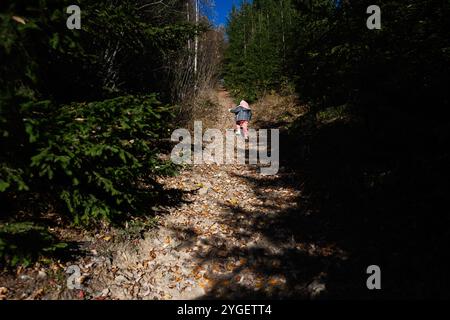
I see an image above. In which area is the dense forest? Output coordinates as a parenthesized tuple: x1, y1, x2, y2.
(1, 0, 450, 299)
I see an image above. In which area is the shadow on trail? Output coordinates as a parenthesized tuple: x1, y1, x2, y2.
(182, 109, 450, 299)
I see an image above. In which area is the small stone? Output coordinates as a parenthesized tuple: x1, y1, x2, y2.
(115, 275, 128, 284)
(307, 280, 326, 298)
(101, 288, 110, 297)
(37, 270, 47, 279)
(78, 274, 89, 284)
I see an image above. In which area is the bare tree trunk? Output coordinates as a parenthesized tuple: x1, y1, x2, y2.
(244, 22, 247, 57)
(281, 0, 286, 62)
(187, 1, 190, 50)
(194, 0, 199, 77)
(102, 38, 121, 91)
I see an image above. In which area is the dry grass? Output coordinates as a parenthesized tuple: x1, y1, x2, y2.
(175, 87, 223, 131)
(251, 93, 307, 130)
(174, 89, 309, 135)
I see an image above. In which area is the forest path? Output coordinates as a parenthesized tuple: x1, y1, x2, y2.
(92, 89, 322, 299)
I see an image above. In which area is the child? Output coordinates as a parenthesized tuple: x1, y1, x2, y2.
(229, 100, 252, 140)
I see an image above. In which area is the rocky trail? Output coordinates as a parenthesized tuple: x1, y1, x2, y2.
(86, 89, 347, 300)
(1, 89, 348, 300)
(85, 89, 308, 299)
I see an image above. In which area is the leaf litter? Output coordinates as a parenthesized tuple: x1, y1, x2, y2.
(0, 90, 348, 300)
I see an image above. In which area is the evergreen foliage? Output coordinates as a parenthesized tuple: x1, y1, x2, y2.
(224, 0, 298, 101)
(0, 0, 200, 228)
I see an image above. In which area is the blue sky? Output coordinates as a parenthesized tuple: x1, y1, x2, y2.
(208, 1, 341, 26)
(209, 0, 243, 27)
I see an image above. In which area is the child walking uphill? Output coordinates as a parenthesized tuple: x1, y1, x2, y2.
(229, 100, 252, 140)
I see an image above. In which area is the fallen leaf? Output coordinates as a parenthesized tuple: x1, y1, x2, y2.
(198, 279, 210, 289)
(226, 262, 235, 271)
(16, 266, 24, 275)
(194, 272, 203, 280)
(29, 288, 45, 300)
(212, 264, 221, 273)
(12, 16, 26, 24)
(271, 260, 281, 268)
(268, 278, 280, 286)
(219, 280, 230, 286)
(78, 274, 89, 284)
(163, 293, 172, 299)
(149, 250, 157, 260)
(217, 250, 228, 257)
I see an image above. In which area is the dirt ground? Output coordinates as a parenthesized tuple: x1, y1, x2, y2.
(0, 89, 345, 300)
